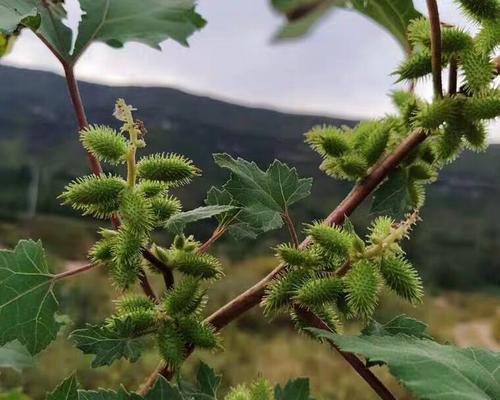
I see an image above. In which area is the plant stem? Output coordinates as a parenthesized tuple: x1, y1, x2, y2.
(61, 64, 163, 300)
(282, 210, 299, 247)
(142, 247, 175, 289)
(426, 0, 443, 98)
(448, 57, 458, 95)
(52, 262, 100, 281)
(293, 307, 396, 400)
(140, 128, 427, 392)
(198, 225, 227, 254)
(63, 64, 103, 175)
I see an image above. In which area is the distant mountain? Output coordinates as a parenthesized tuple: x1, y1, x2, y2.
(1, 65, 500, 290)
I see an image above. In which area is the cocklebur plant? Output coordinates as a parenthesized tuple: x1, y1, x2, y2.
(2, 0, 500, 400)
(263, 212, 422, 332)
(62, 99, 221, 370)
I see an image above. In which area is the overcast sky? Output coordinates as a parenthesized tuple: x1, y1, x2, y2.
(1, 0, 498, 135)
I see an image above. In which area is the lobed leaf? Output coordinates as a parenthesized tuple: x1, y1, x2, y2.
(0, 240, 60, 355)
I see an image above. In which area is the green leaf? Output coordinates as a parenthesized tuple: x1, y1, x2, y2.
(79, 379, 178, 400)
(0, 340, 34, 371)
(371, 169, 412, 218)
(0, 1, 40, 34)
(72, 0, 206, 61)
(143, 377, 184, 400)
(0, 240, 60, 355)
(274, 378, 313, 400)
(164, 205, 237, 234)
(205, 187, 239, 226)
(272, 0, 345, 40)
(213, 154, 312, 234)
(311, 329, 500, 400)
(70, 319, 146, 368)
(362, 314, 431, 339)
(350, 0, 421, 50)
(78, 387, 141, 400)
(271, 0, 421, 50)
(1, 0, 205, 63)
(196, 362, 221, 398)
(205, 187, 283, 239)
(46, 374, 78, 400)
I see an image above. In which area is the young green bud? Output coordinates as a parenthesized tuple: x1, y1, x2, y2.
(88, 238, 114, 264)
(119, 188, 154, 234)
(137, 153, 200, 186)
(107, 310, 156, 334)
(176, 317, 219, 349)
(151, 195, 181, 225)
(338, 153, 368, 179)
(59, 174, 126, 218)
(414, 98, 459, 129)
(379, 255, 423, 304)
(80, 125, 128, 164)
(457, 0, 500, 21)
(464, 121, 488, 151)
(137, 180, 168, 198)
(262, 269, 312, 315)
(408, 180, 426, 209)
(463, 90, 500, 120)
(157, 322, 186, 370)
(171, 251, 223, 280)
(306, 222, 352, 258)
(250, 378, 273, 400)
(408, 161, 436, 181)
(476, 21, 500, 54)
(162, 277, 207, 316)
(360, 127, 390, 166)
(462, 51, 495, 93)
(434, 126, 463, 163)
(305, 125, 351, 157)
(115, 295, 156, 314)
(344, 260, 381, 319)
(395, 50, 433, 81)
(275, 243, 320, 268)
(226, 386, 251, 400)
(408, 18, 472, 54)
(110, 225, 145, 289)
(294, 276, 344, 307)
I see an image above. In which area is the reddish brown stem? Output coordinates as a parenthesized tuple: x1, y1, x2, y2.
(426, 0, 443, 98)
(138, 270, 158, 302)
(448, 58, 458, 95)
(198, 226, 227, 254)
(63, 65, 103, 175)
(282, 210, 300, 247)
(141, 128, 428, 392)
(142, 247, 175, 290)
(52, 262, 100, 281)
(294, 307, 396, 400)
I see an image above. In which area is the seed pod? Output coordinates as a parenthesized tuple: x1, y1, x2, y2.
(162, 277, 207, 316)
(137, 153, 200, 186)
(59, 174, 126, 218)
(262, 269, 312, 315)
(306, 222, 352, 258)
(80, 125, 128, 164)
(275, 243, 320, 268)
(379, 255, 423, 304)
(294, 276, 344, 307)
(344, 260, 381, 319)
